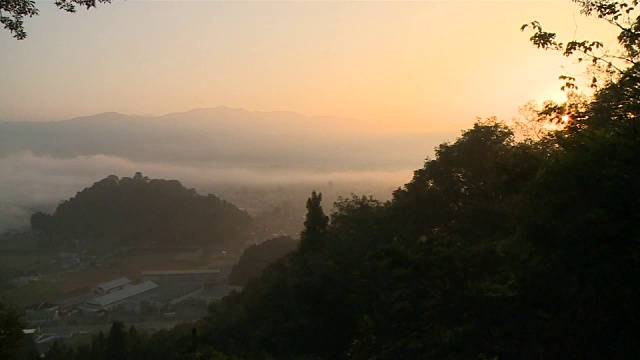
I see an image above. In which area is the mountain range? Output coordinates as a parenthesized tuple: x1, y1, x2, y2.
(0, 107, 456, 171)
(0, 107, 458, 232)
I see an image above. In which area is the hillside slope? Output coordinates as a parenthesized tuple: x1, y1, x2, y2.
(31, 173, 253, 249)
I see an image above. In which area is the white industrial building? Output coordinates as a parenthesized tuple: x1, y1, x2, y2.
(96, 277, 131, 294)
(124, 282, 204, 314)
(21, 309, 59, 327)
(147, 282, 204, 308)
(81, 281, 158, 313)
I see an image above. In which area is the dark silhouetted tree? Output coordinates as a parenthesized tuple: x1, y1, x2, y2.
(1, 0, 113, 40)
(127, 326, 143, 360)
(229, 235, 297, 286)
(106, 321, 127, 360)
(298, 191, 328, 254)
(91, 331, 106, 360)
(0, 303, 25, 360)
(44, 341, 66, 360)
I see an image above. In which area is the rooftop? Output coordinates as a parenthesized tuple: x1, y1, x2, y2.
(22, 310, 58, 322)
(142, 269, 220, 276)
(96, 277, 131, 291)
(56, 292, 97, 308)
(88, 281, 158, 307)
(149, 282, 203, 304)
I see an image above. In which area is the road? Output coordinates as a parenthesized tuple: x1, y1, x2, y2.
(41, 319, 184, 335)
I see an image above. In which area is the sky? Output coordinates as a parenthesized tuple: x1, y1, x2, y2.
(0, 0, 620, 131)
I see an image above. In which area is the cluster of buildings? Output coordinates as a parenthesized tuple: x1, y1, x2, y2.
(21, 269, 242, 327)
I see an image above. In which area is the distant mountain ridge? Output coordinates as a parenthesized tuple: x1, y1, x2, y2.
(0, 107, 457, 171)
(0, 107, 459, 232)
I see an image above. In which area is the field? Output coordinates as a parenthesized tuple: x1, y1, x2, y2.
(0, 248, 239, 309)
(0, 251, 53, 279)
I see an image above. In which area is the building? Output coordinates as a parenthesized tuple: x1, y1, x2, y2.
(56, 292, 97, 313)
(124, 282, 204, 313)
(141, 269, 220, 284)
(96, 277, 131, 294)
(34, 302, 58, 312)
(147, 282, 204, 308)
(82, 281, 158, 313)
(21, 309, 59, 327)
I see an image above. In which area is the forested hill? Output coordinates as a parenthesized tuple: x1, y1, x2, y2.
(30, 173, 253, 249)
(30, 113, 640, 359)
(229, 235, 298, 286)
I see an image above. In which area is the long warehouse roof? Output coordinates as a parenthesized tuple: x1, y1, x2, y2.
(96, 277, 131, 291)
(142, 269, 220, 276)
(87, 281, 158, 307)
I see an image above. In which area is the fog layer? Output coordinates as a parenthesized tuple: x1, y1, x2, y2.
(0, 107, 457, 231)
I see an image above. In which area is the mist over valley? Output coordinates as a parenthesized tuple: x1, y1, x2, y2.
(0, 107, 456, 232)
(2, 1, 637, 358)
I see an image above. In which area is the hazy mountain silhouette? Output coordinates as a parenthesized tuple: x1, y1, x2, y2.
(0, 107, 459, 231)
(0, 107, 456, 171)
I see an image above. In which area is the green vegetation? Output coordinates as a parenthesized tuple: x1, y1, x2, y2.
(195, 103, 640, 358)
(39, 322, 235, 360)
(196, 3, 640, 357)
(0, 303, 38, 360)
(1, 0, 113, 40)
(0, 250, 239, 309)
(228, 236, 297, 286)
(4, 0, 640, 358)
(31, 173, 252, 250)
(0, 280, 63, 309)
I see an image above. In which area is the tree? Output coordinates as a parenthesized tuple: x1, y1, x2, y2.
(106, 321, 127, 360)
(522, 1, 639, 83)
(30, 211, 50, 234)
(91, 331, 106, 360)
(0, 303, 25, 360)
(510, 7, 640, 355)
(127, 326, 144, 360)
(1, 0, 112, 40)
(298, 191, 329, 254)
(512, 109, 640, 357)
(228, 235, 297, 286)
(30, 174, 253, 249)
(522, 0, 640, 133)
(44, 341, 66, 360)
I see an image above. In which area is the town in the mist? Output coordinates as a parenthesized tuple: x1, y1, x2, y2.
(1, 1, 640, 359)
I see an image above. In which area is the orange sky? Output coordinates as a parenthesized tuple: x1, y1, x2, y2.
(0, 0, 619, 131)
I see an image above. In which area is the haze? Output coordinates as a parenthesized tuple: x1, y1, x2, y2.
(0, 108, 456, 231)
(0, 1, 616, 126)
(0, 0, 620, 231)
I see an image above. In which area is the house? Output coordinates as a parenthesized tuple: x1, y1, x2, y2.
(21, 309, 59, 327)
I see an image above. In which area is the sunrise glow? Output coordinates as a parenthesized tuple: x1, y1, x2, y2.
(0, 1, 618, 131)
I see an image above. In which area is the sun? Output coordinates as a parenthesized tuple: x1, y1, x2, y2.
(561, 114, 570, 122)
